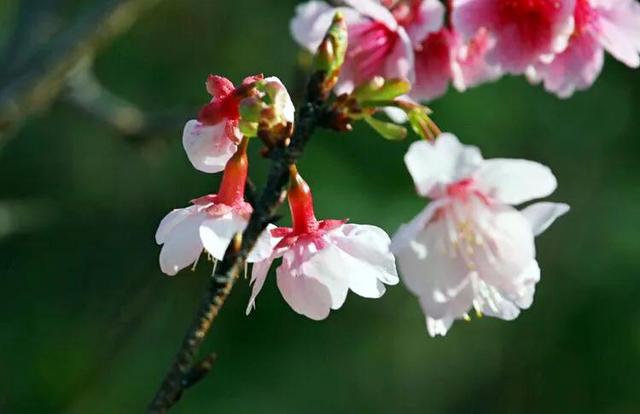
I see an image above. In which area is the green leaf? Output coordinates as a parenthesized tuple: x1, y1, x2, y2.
(364, 115, 407, 141)
(353, 78, 411, 102)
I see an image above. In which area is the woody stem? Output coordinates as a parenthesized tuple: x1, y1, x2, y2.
(146, 70, 332, 413)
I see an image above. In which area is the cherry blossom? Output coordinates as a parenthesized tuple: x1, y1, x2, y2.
(529, 0, 640, 98)
(291, 0, 443, 93)
(452, 0, 576, 74)
(246, 166, 399, 320)
(412, 27, 501, 101)
(391, 133, 569, 336)
(183, 75, 294, 173)
(156, 139, 273, 275)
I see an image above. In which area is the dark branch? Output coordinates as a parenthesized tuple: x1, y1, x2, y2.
(146, 70, 330, 413)
(0, 0, 163, 146)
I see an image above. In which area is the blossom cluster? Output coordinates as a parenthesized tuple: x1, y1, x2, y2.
(291, 0, 640, 99)
(155, 5, 578, 338)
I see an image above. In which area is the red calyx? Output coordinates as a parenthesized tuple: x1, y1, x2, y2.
(288, 166, 319, 234)
(215, 138, 250, 208)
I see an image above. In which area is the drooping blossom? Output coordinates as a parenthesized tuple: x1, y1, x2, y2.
(391, 133, 569, 336)
(529, 0, 640, 98)
(246, 166, 399, 320)
(291, 0, 443, 93)
(412, 27, 501, 101)
(452, 0, 576, 74)
(156, 139, 273, 275)
(183, 75, 294, 173)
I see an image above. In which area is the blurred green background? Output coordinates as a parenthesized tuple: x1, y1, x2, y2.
(1, 0, 639, 413)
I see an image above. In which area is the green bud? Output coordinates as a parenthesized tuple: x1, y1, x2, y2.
(239, 97, 264, 123)
(364, 115, 407, 141)
(313, 12, 348, 79)
(239, 119, 258, 138)
(353, 78, 411, 102)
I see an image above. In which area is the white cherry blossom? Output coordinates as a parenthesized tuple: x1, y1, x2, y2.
(391, 133, 569, 336)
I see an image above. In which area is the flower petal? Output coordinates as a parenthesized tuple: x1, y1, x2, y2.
(290, 1, 363, 52)
(405, 133, 483, 197)
(182, 120, 238, 174)
(276, 256, 336, 321)
(521, 202, 570, 236)
(158, 210, 206, 276)
(331, 223, 399, 286)
(156, 206, 197, 244)
(247, 224, 281, 263)
(246, 255, 275, 315)
(595, 0, 640, 68)
(394, 218, 472, 305)
(199, 212, 248, 261)
(476, 158, 557, 205)
(344, 0, 397, 29)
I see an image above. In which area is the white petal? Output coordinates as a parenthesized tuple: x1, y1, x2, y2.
(513, 261, 540, 309)
(331, 223, 399, 286)
(476, 158, 557, 205)
(471, 204, 537, 301)
(158, 211, 206, 276)
(156, 206, 197, 244)
(247, 224, 280, 263)
(276, 255, 336, 321)
(521, 202, 570, 236)
(182, 120, 238, 174)
(405, 133, 483, 197)
(199, 212, 248, 261)
(246, 255, 275, 315)
(394, 218, 472, 307)
(264, 77, 296, 123)
(300, 245, 351, 309)
(391, 201, 443, 254)
(421, 281, 474, 336)
(290, 1, 363, 52)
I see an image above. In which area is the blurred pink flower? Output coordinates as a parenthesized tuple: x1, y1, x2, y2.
(412, 27, 501, 101)
(291, 0, 440, 93)
(452, 0, 576, 74)
(529, 0, 640, 98)
(391, 133, 568, 336)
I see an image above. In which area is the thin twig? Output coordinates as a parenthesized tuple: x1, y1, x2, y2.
(146, 70, 330, 414)
(0, 0, 163, 146)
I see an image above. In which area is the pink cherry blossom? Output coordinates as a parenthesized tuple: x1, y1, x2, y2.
(246, 167, 399, 320)
(183, 75, 294, 173)
(391, 133, 569, 336)
(383, 0, 445, 46)
(156, 140, 273, 275)
(452, 0, 576, 74)
(291, 0, 438, 93)
(412, 27, 501, 101)
(529, 0, 640, 98)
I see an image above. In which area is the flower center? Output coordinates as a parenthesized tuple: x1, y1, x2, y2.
(497, 0, 557, 48)
(348, 21, 398, 84)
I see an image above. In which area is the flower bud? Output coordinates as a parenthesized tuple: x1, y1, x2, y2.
(313, 12, 348, 91)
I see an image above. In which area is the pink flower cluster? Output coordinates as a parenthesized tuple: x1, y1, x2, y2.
(291, 0, 640, 99)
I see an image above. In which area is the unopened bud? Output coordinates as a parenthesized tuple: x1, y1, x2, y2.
(313, 12, 348, 90)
